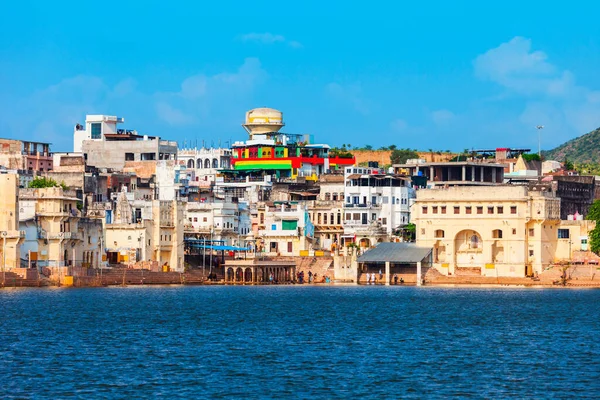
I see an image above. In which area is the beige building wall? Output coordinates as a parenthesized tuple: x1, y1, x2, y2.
(0, 174, 24, 271)
(414, 186, 561, 277)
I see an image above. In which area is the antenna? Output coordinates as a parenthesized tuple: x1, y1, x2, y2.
(536, 125, 544, 157)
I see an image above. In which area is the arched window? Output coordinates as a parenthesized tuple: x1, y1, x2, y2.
(204, 159, 210, 168)
(197, 159, 202, 168)
(212, 159, 218, 168)
(324, 192, 331, 201)
(187, 159, 195, 169)
(332, 193, 338, 201)
(434, 229, 445, 238)
(470, 235, 480, 249)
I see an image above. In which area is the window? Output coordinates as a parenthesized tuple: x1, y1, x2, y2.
(441, 206, 446, 214)
(382, 218, 387, 225)
(558, 229, 570, 239)
(193, 217, 198, 222)
(421, 228, 425, 235)
(287, 242, 293, 253)
(454, 206, 460, 214)
(528, 228, 535, 237)
(91, 123, 101, 139)
(203, 217, 207, 222)
(492, 229, 502, 239)
(125, 153, 135, 161)
(529, 250, 534, 257)
(497, 206, 504, 214)
(470, 235, 480, 249)
(432, 206, 438, 214)
(512, 228, 516, 235)
(477, 206, 483, 214)
(465, 206, 472, 214)
(434, 229, 445, 238)
(372, 196, 377, 205)
(422, 206, 428, 214)
(488, 206, 494, 214)
(345, 213, 351, 220)
(511, 206, 517, 214)
(282, 220, 298, 231)
(371, 213, 376, 221)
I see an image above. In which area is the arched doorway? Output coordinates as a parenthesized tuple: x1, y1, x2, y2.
(454, 229, 484, 268)
(244, 268, 253, 283)
(226, 267, 234, 282)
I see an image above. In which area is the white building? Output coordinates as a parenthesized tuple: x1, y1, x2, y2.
(343, 166, 415, 248)
(258, 203, 311, 256)
(178, 147, 232, 188)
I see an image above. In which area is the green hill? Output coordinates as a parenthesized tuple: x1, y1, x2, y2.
(543, 127, 600, 163)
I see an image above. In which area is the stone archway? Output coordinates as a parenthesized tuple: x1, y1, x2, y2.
(244, 268, 253, 283)
(187, 159, 195, 169)
(434, 240, 446, 263)
(226, 267, 234, 282)
(454, 229, 484, 268)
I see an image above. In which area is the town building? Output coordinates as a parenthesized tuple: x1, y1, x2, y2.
(413, 185, 564, 277)
(394, 160, 505, 187)
(258, 202, 313, 256)
(230, 108, 355, 180)
(75, 115, 178, 171)
(0, 138, 53, 172)
(0, 174, 25, 273)
(343, 166, 415, 248)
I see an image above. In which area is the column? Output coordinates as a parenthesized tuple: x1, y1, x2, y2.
(480, 166, 484, 182)
(461, 165, 466, 181)
(471, 166, 475, 182)
(429, 166, 434, 181)
(416, 261, 422, 286)
(385, 261, 390, 286)
(492, 168, 497, 183)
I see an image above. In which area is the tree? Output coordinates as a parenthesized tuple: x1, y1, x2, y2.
(388, 144, 397, 151)
(586, 200, 600, 255)
(522, 153, 541, 162)
(586, 200, 600, 221)
(390, 149, 419, 165)
(364, 145, 373, 150)
(29, 177, 67, 190)
(563, 157, 574, 171)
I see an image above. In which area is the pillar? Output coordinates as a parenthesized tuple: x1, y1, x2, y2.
(429, 166, 434, 181)
(471, 166, 475, 182)
(492, 168, 497, 183)
(480, 167, 484, 182)
(385, 261, 390, 286)
(461, 165, 466, 181)
(416, 261, 422, 286)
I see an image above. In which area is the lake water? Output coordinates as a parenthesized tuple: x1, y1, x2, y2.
(1, 286, 599, 399)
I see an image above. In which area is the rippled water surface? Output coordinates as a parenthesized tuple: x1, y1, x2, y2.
(1, 286, 599, 399)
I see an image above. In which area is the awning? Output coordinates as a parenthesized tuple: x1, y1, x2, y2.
(347, 174, 362, 179)
(188, 244, 250, 251)
(357, 242, 432, 263)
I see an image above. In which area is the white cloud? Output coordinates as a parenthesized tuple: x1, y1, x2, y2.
(390, 119, 407, 131)
(239, 32, 302, 48)
(325, 82, 369, 115)
(431, 109, 455, 125)
(155, 58, 267, 125)
(155, 102, 194, 125)
(474, 37, 573, 96)
(474, 37, 600, 147)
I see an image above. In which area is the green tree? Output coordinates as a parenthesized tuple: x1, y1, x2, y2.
(29, 177, 67, 190)
(563, 157, 574, 171)
(390, 149, 419, 165)
(586, 200, 600, 255)
(363, 144, 373, 150)
(388, 144, 398, 151)
(522, 153, 541, 162)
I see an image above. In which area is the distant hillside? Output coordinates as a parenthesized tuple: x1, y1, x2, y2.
(544, 127, 600, 163)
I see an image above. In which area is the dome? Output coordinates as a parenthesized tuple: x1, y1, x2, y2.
(242, 107, 284, 135)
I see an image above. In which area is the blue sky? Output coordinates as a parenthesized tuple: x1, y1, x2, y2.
(2, 1, 600, 152)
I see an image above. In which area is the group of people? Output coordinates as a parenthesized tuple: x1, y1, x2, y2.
(364, 271, 405, 285)
(296, 271, 331, 284)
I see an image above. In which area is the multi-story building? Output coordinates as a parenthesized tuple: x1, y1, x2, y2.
(19, 186, 103, 270)
(343, 166, 415, 248)
(413, 185, 564, 277)
(0, 174, 25, 272)
(104, 188, 185, 271)
(230, 108, 355, 180)
(394, 160, 505, 187)
(258, 202, 313, 256)
(0, 138, 53, 172)
(74, 115, 178, 171)
(307, 174, 345, 252)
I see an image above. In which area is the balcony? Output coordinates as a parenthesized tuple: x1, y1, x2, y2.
(38, 231, 80, 240)
(0, 230, 25, 239)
